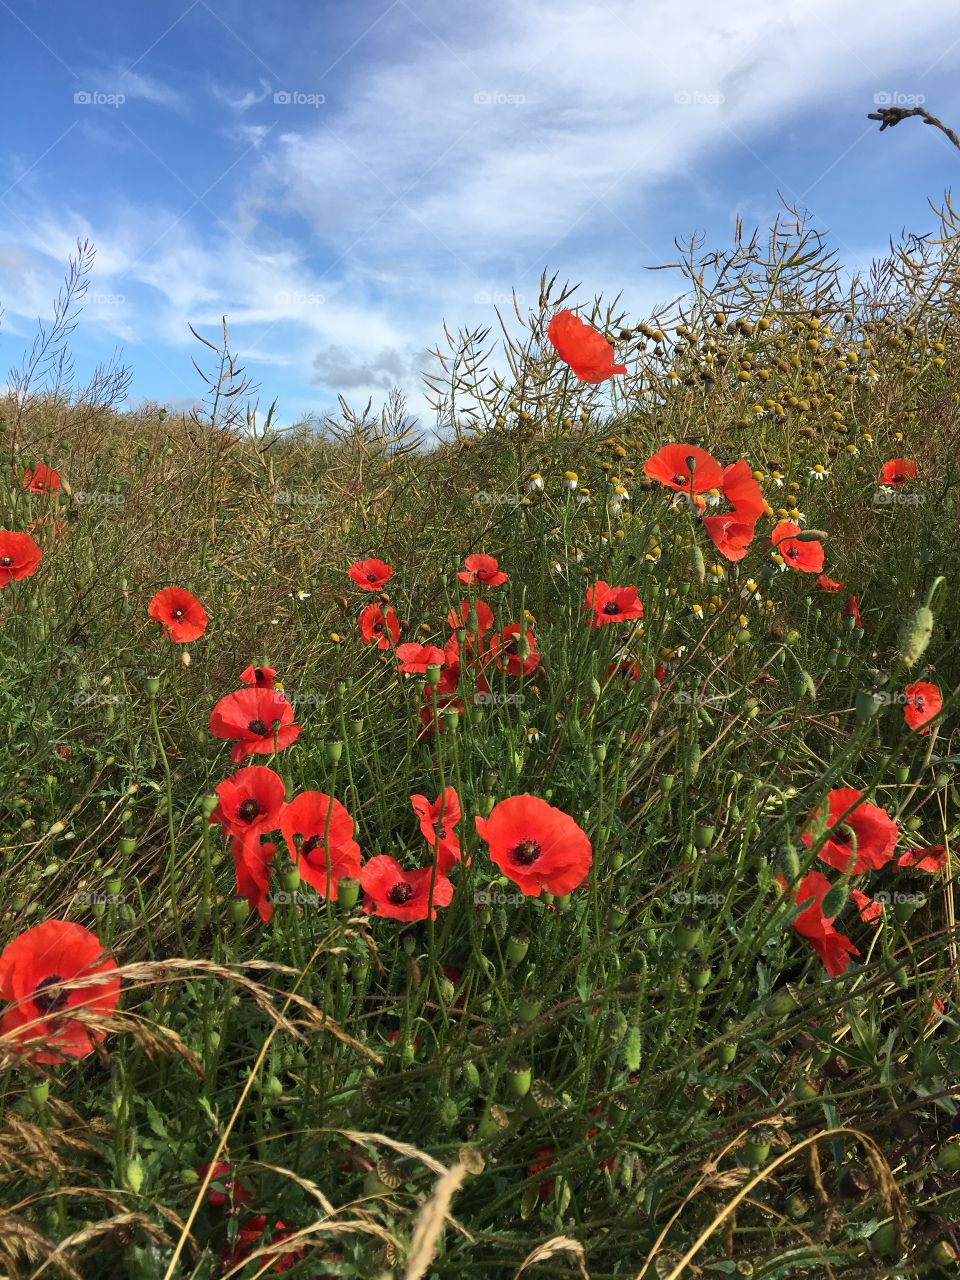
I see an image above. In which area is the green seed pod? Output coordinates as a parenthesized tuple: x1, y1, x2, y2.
(507, 1060, 532, 1098)
(894, 893, 924, 922)
(609, 905, 628, 928)
(717, 1042, 736, 1066)
(899, 604, 934, 667)
(894, 765, 910, 783)
(675, 917, 702, 952)
(507, 933, 530, 963)
(854, 689, 883, 722)
(145, 676, 160, 697)
(29, 1082, 50, 1109)
(281, 865, 300, 892)
(125, 1157, 145, 1195)
(824, 647, 839, 668)
(695, 824, 715, 849)
(690, 965, 711, 990)
(520, 1180, 540, 1219)
(439, 1097, 459, 1127)
(230, 899, 250, 924)
(660, 773, 675, 795)
(870, 1221, 900, 1258)
(624, 1025, 642, 1072)
(935, 1140, 960, 1171)
(337, 877, 360, 910)
(786, 1193, 809, 1220)
(795, 1076, 820, 1101)
(765, 987, 800, 1018)
(517, 992, 542, 1024)
(743, 1128, 771, 1166)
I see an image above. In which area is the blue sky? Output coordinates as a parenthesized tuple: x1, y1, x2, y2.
(1, 0, 959, 429)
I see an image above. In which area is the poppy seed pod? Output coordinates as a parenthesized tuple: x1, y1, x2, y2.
(743, 1127, 771, 1166)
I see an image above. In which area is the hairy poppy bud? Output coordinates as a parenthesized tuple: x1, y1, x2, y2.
(691, 543, 705, 584)
(624, 1025, 642, 1071)
(685, 742, 701, 779)
(854, 689, 883, 722)
(900, 604, 934, 668)
(125, 1157, 145, 1195)
(820, 881, 848, 918)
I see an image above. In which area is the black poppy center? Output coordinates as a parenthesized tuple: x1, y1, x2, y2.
(831, 823, 855, 846)
(238, 799, 261, 822)
(0, 556, 13, 566)
(367, 572, 377, 582)
(672, 473, 686, 486)
(247, 719, 268, 736)
(373, 622, 383, 634)
(512, 838, 541, 866)
(603, 600, 620, 615)
(387, 881, 414, 905)
(34, 974, 70, 1015)
(172, 608, 185, 620)
(301, 834, 325, 857)
(786, 546, 799, 559)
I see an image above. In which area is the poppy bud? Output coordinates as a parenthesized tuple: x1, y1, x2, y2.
(439, 1097, 458, 1127)
(685, 742, 701, 779)
(780, 841, 800, 881)
(691, 543, 706, 584)
(820, 881, 848, 917)
(795, 671, 817, 701)
(590, 676, 602, 698)
(786, 1193, 809, 1220)
(125, 1157, 145, 1195)
(899, 604, 934, 668)
(894, 893, 924, 922)
(461, 1061, 481, 1091)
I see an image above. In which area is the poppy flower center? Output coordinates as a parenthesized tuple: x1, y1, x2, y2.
(34, 974, 70, 1015)
(831, 823, 856, 846)
(373, 623, 383, 633)
(238, 799, 261, 822)
(387, 881, 414, 904)
(785, 546, 799, 559)
(0, 556, 13, 566)
(367, 573, 377, 582)
(672, 474, 686, 486)
(511, 838, 541, 866)
(172, 608, 185, 620)
(602, 600, 620, 615)
(436, 824, 447, 839)
(301, 835, 325, 857)
(247, 719, 269, 736)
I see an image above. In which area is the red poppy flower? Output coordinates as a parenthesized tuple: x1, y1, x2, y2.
(210, 687, 301, 764)
(0, 920, 120, 1063)
(817, 575, 844, 592)
(771, 522, 824, 573)
(358, 603, 400, 650)
(360, 855, 453, 920)
(800, 787, 899, 874)
(843, 595, 861, 628)
(719, 459, 766, 519)
(231, 834, 276, 923)
(584, 581, 644, 629)
(879, 458, 917, 486)
(702, 512, 757, 562)
(475, 795, 592, 897)
(222, 1216, 304, 1273)
(148, 586, 208, 642)
(897, 844, 948, 873)
(240, 665, 277, 688)
(280, 791, 361, 897)
(347, 558, 393, 591)
(22, 463, 61, 494)
(410, 788, 462, 872)
(211, 766, 286, 839)
(654, 663, 667, 681)
(197, 1160, 252, 1209)
(458, 554, 509, 586)
(447, 598, 495, 636)
(547, 309, 627, 383)
(903, 680, 942, 734)
(489, 624, 541, 676)
(849, 889, 883, 925)
(643, 444, 724, 494)
(606, 659, 639, 683)
(528, 1147, 557, 1200)
(396, 642, 447, 675)
(777, 870, 860, 977)
(0, 530, 43, 587)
